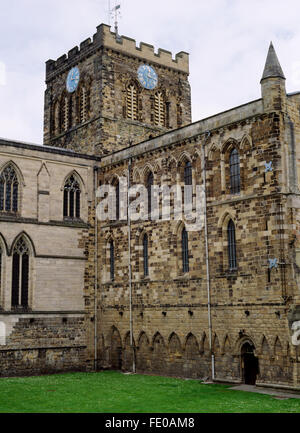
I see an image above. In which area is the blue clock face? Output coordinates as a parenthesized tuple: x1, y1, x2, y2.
(66, 67, 80, 93)
(138, 65, 158, 90)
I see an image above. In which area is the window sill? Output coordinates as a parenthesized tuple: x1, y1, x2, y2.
(63, 217, 82, 222)
(0, 212, 20, 218)
(175, 273, 190, 280)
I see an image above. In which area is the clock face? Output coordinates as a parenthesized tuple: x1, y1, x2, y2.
(138, 65, 158, 90)
(66, 67, 80, 93)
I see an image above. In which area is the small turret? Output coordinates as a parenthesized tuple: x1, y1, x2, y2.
(260, 42, 287, 112)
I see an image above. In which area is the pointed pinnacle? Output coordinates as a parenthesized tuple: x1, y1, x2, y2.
(261, 42, 285, 82)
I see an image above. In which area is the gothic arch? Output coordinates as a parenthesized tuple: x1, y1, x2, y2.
(221, 138, 239, 155)
(184, 333, 200, 352)
(274, 336, 283, 356)
(212, 333, 221, 354)
(223, 335, 231, 355)
(201, 332, 210, 354)
(137, 331, 150, 348)
(172, 219, 185, 237)
(10, 232, 36, 257)
(167, 155, 178, 170)
(0, 233, 8, 256)
(168, 332, 182, 354)
(260, 335, 270, 355)
(152, 331, 165, 348)
(217, 210, 237, 231)
(141, 163, 156, 184)
(61, 170, 85, 194)
(208, 144, 220, 161)
(192, 148, 202, 162)
(177, 151, 192, 168)
(233, 334, 257, 356)
(240, 134, 253, 150)
(110, 326, 122, 370)
(0, 160, 25, 187)
(132, 167, 141, 184)
(123, 331, 135, 349)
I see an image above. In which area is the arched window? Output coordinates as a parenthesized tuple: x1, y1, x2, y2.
(146, 172, 154, 217)
(11, 236, 30, 309)
(184, 161, 192, 206)
(154, 91, 165, 127)
(143, 234, 149, 277)
(127, 84, 138, 121)
(110, 240, 115, 281)
(0, 164, 19, 213)
(229, 148, 240, 194)
(182, 227, 189, 273)
(79, 86, 87, 123)
(63, 175, 81, 219)
(113, 179, 120, 221)
(228, 219, 237, 270)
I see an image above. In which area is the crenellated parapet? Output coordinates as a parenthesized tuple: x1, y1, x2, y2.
(46, 23, 189, 81)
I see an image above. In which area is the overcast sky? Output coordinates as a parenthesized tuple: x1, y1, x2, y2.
(1, 0, 300, 144)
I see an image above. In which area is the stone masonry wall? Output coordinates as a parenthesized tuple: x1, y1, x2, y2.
(94, 109, 297, 387)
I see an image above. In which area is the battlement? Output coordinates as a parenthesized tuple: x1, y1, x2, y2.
(46, 23, 189, 80)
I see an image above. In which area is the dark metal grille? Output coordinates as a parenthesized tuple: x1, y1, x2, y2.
(143, 234, 149, 277)
(110, 241, 115, 281)
(230, 149, 241, 194)
(228, 219, 237, 270)
(63, 175, 81, 218)
(0, 165, 19, 213)
(182, 228, 189, 273)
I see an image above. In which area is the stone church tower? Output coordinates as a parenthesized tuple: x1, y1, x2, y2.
(43, 24, 191, 156)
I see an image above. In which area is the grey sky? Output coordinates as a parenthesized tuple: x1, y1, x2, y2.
(1, 0, 300, 144)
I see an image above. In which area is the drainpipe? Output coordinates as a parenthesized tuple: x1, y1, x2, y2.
(94, 166, 98, 371)
(127, 158, 136, 373)
(201, 131, 215, 381)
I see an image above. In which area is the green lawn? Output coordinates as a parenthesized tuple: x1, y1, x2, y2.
(0, 371, 299, 413)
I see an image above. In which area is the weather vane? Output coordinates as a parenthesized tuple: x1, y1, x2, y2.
(108, 1, 122, 38)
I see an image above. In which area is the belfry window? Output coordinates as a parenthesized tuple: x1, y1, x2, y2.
(127, 84, 138, 121)
(63, 175, 81, 219)
(228, 219, 237, 270)
(229, 148, 241, 194)
(110, 240, 115, 281)
(143, 234, 149, 277)
(0, 164, 19, 213)
(154, 91, 165, 127)
(182, 228, 189, 273)
(61, 96, 69, 132)
(11, 237, 30, 309)
(80, 87, 87, 123)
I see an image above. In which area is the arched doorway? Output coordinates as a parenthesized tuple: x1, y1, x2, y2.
(241, 342, 259, 385)
(110, 327, 122, 370)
